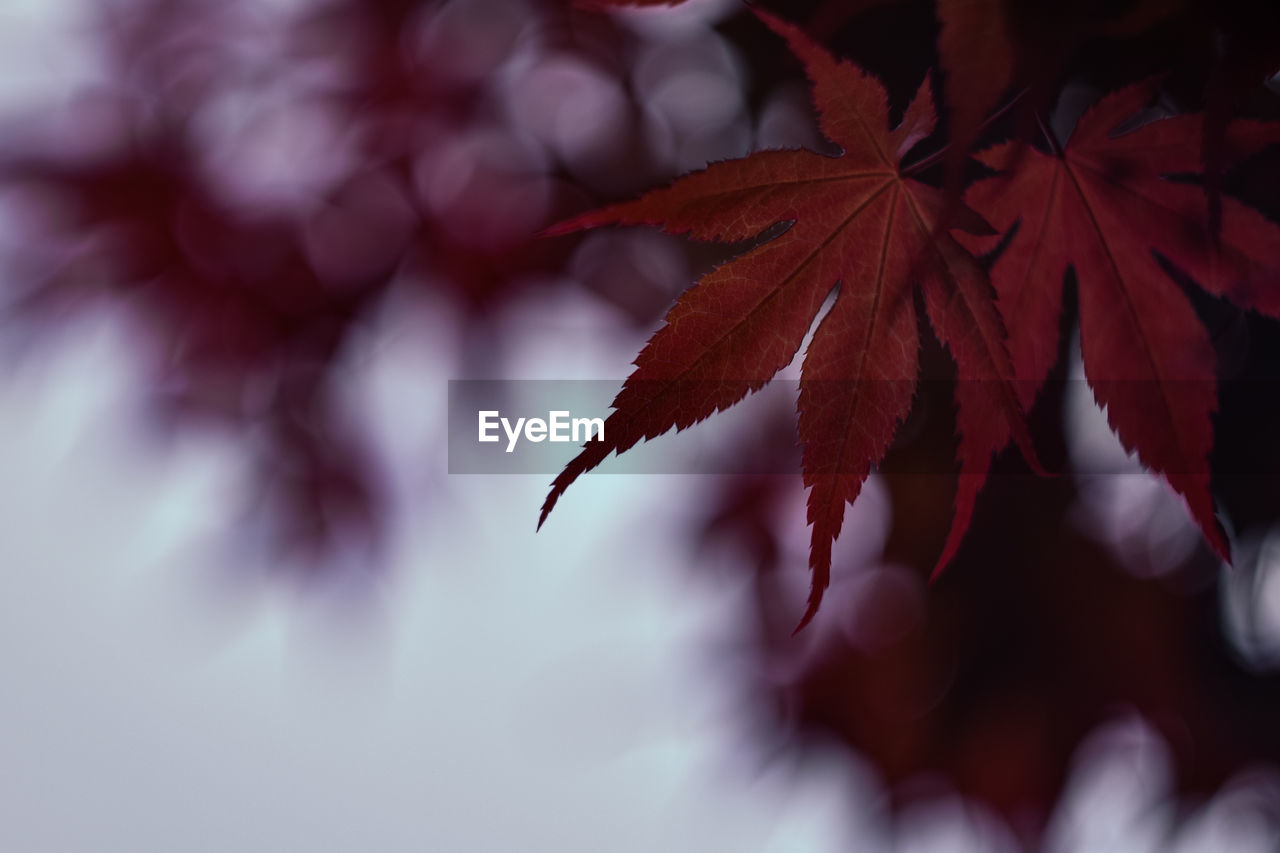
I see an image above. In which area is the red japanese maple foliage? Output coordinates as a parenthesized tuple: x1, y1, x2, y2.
(539, 9, 1042, 629)
(541, 7, 1280, 629)
(963, 84, 1280, 561)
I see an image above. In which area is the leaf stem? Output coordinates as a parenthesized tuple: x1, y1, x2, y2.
(902, 86, 1032, 177)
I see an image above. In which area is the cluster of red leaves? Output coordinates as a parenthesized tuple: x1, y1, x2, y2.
(688, 310, 1280, 838)
(702, 459, 1280, 843)
(541, 6, 1280, 627)
(0, 0, 642, 558)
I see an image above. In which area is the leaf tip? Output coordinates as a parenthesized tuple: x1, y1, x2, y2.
(536, 491, 558, 531)
(1206, 516, 1232, 565)
(794, 525, 835, 635)
(537, 440, 616, 532)
(792, 577, 827, 636)
(929, 540, 960, 585)
(932, 472, 983, 582)
(748, 6, 811, 55)
(536, 215, 591, 239)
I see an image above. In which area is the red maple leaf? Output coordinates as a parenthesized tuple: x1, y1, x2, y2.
(538, 10, 1039, 630)
(963, 83, 1280, 561)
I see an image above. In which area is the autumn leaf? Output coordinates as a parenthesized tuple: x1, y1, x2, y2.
(538, 9, 1038, 630)
(963, 82, 1280, 561)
